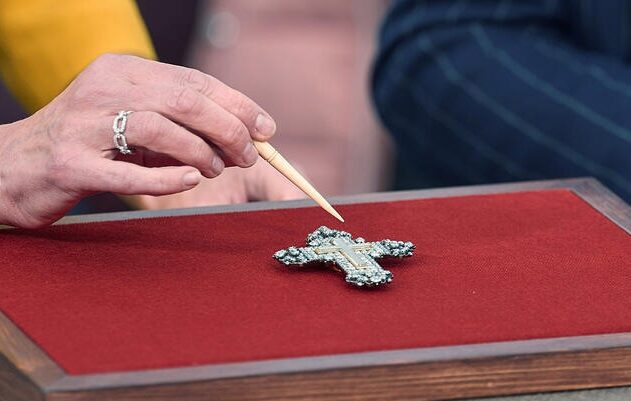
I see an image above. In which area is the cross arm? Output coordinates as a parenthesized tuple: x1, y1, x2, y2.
(368, 240, 415, 259)
(274, 246, 326, 266)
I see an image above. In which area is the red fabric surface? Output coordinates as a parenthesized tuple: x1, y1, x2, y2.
(1, 190, 631, 375)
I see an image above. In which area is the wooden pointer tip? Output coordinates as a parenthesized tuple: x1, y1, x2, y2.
(328, 206, 345, 223)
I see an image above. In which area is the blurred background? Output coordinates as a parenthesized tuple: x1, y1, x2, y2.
(0, 0, 393, 213)
(5, 1, 629, 212)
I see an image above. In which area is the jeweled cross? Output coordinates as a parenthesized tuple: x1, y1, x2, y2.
(274, 226, 415, 287)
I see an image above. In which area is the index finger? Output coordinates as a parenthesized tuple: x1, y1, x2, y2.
(121, 56, 277, 140)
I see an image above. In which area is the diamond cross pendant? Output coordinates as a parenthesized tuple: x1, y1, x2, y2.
(274, 226, 415, 287)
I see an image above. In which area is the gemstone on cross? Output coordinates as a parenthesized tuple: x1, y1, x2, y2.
(273, 226, 415, 288)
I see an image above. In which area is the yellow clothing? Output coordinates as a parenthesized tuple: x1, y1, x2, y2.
(0, 0, 155, 113)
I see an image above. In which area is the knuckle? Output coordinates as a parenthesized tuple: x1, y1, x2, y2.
(93, 53, 140, 68)
(232, 94, 257, 120)
(181, 68, 213, 94)
(167, 87, 202, 116)
(94, 52, 121, 64)
(88, 53, 125, 73)
(74, 54, 134, 98)
(222, 117, 249, 148)
(80, 54, 139, 90)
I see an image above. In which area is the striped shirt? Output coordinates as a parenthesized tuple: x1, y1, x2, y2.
(373, 0, 631, 202)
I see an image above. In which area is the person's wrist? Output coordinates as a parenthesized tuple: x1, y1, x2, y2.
(0, 118, 33, 228)
(0, 123, 15, 227)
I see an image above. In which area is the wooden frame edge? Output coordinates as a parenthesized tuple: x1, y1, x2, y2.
(0, 311, 66, 399)
(47, 346, 631, 401)
(46, 332, 631, 392)
(564, 178, 631, 234)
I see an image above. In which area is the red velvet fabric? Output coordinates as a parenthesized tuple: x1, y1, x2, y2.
(1, 190, 630, 375)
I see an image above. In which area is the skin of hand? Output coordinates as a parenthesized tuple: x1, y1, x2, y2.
(130, 159, 306, 210)
(0, 54, 278, 228)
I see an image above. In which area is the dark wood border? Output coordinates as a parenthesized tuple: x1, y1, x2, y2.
(0, 308, 64, 401)
(2, 177, 631, 401)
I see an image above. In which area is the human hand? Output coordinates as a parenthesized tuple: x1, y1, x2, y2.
(128, 159, 306, 210)
(0, 54, 276, 228)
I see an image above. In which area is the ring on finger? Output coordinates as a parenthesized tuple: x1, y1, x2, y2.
(112, 110, 134, 155)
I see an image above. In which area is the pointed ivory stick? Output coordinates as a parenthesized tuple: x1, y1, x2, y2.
(253, 141, 344, 223)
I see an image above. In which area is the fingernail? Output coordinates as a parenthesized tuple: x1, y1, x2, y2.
(255, 114, 276, 137)
(244, 142, 259, 165)
(211, 157, 225, 175)
(183, 170, 201, 187)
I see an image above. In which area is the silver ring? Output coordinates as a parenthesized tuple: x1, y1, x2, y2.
(112, 111, 134, 155)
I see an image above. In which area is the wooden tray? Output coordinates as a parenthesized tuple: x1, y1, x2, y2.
(1, 177, 631, 401)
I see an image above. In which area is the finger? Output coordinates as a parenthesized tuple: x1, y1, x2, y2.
(136, 85, 259, 168)
(173, 69, 277, 140)
(80, 159, 202, 196)
(120, 57, 276, 140)
(107, 111, 225, 178)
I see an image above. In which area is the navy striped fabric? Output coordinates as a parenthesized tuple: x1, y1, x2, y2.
(372, 0, 631, 202)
